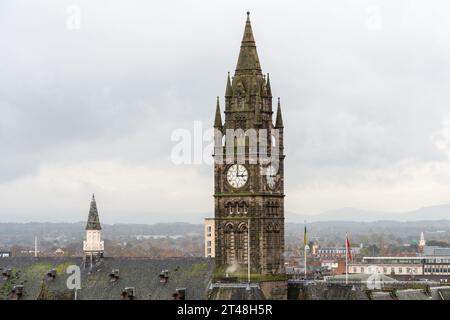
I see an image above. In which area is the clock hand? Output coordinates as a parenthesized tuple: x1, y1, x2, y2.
(236, 164, 243, 177)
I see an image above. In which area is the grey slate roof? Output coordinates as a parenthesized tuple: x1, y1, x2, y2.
(0, 257, 213, 300)
(208, 283, 265, 300)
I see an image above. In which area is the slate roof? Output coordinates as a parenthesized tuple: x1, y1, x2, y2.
(0, 257, 213, 300)
(430, 286, 450, 300)
(288, 281, 450, 300)
(208, 283, 265, 300)
(396, 289, 431, 300)
(288, 282, 370, 300)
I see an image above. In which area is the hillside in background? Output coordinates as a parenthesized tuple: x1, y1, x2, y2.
(287, 204, 450, 222)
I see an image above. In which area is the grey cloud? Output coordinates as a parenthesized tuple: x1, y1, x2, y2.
(1, 0, 450, 221)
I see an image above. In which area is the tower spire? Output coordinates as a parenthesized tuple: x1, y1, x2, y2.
(214, 96, 223, 128)
(235, 11, 262, 74)
(86, 194, 101, 230)
(275, 97, 284, 128)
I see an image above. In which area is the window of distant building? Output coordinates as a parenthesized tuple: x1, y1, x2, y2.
(207, 241, 211, 247)
(207, 226, 212, 237)
(398, 267, 403, 274)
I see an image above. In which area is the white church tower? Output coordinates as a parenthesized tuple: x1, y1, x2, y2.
(419, 232, 426, 250)
(83, 194, 104, 259)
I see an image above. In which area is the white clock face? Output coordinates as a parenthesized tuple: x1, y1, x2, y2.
(265, 165, 278, 189)
(227, 164, 248, 188)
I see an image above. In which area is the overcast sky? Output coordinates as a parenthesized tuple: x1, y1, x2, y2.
(1, 0, 450, 223)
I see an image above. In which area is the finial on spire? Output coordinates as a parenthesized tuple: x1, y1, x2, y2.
(225, 72, 233, 97)
(266, 73, 272, 97)
(247, 11, 250, 19)
(214, 97, 223, 128)
(92, 193, 95, 201)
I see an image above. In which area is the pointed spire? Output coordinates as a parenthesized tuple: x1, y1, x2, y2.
(235, 11, 262, 74)
(275, 97, 284, 128)
(214, 96, 223, 128)
(266, 73, 272, 97)
(225, 72, 233, 97)
(86, 194, 101, 230)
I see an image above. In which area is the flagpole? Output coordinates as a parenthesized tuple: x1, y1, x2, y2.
(304, 221, 307, 280)
(304, 244, 307, 280)
(247, 218, 250, 285)
(345, 232, 348, 285)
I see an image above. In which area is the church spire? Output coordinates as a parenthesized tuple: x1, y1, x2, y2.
(86, 194, 101, 230)
(214, 96, 223, 128)
(225, 72, 233, 97)
(275, 97, 284, 128)
(235, 11, 262, 74)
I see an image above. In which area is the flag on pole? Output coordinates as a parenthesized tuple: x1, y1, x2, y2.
(346, 233, 352, 261)
(303, 223, 308, 247)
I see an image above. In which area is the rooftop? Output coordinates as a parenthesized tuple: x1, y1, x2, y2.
(0, 257, 213, 300)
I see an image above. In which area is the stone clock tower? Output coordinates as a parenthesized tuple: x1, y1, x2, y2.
(213, 13, 285, 278)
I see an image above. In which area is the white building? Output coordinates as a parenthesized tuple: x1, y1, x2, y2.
(317, 247, 361, 258)
(349, 250, 450, 278)
(349, 257, 423, 276)
(321, 260, 339, 270)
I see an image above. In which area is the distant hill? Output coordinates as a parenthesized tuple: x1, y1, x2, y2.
(0, 222, 202, 239)
(287, 204, 450, 222)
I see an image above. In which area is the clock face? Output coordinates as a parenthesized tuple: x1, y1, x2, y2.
(226, 164, 248, 188)
(265, 165, 278, 189)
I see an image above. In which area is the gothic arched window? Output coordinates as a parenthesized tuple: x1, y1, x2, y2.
(225, 202, 234, 215)
(236, 223, 249, 264)
(241, 201, 248, 214)
(224, 223, 235, 264)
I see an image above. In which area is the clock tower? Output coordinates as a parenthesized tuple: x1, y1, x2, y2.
(213, 12, 285, 278)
